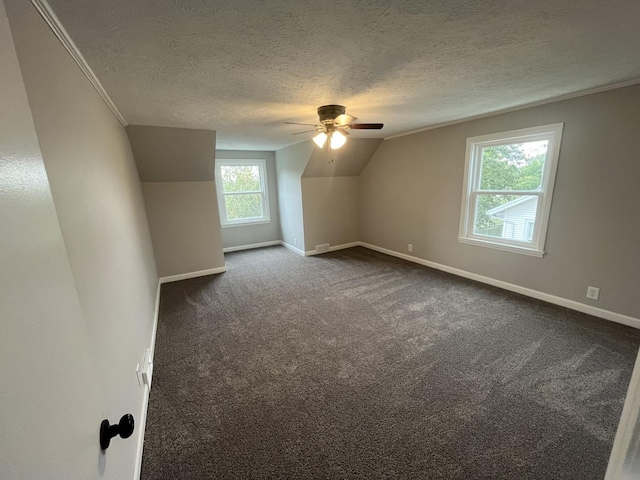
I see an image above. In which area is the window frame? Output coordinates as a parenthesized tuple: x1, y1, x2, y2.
(215, 158, 271, 227)
(458, 123, 563, 257)
(524, 220, 535, 243)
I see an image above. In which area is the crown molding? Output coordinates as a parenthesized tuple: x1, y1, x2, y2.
(385, 78, 640, 141)
(30, 0, 127, 127)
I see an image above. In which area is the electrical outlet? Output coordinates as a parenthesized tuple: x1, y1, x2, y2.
(135, 363, 143, 387)
(408, 244, 413, 252)
(586, 286, 600, 300)
(294, 237, 297, 246)
(142, 348, 153, 388)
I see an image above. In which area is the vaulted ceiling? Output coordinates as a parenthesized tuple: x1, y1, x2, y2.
(47, 0, 640, 150)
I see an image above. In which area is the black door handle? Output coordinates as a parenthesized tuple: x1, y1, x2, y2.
(100, 414, 134, 450)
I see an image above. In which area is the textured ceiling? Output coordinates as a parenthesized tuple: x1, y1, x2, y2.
(47, 0, 640, 150)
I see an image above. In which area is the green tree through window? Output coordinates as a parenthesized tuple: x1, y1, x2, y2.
(475, 143, 546, 232)
(216, 160, 270, 225)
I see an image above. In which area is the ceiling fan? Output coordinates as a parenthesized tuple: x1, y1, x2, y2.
(286, 105, 383, 150)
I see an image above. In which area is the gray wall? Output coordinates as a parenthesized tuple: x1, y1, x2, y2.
(216, 150, 281, 249)
(0, 3, 104, 477)
(4, 0, 159, 477)
(360, 85, 640, 319)
(276, 138, 383, 253)
(276, 141, 313, 251)
(127, 125, 225, 277)
(143, 182, 223, 276)
(300, 138, 382, 253)
(302, 177, 360, 251)
(128, 125, 218, 181)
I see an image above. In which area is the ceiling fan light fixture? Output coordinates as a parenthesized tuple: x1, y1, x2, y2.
(330, 130, 346, 149)
(313, 132, 328, 148)
(303, 106, 382, 150)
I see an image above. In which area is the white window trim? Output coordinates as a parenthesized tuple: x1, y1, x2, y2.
(458, 123, 563, 257)
(525, 220, 535, 242)
(215, 159, 271, 227)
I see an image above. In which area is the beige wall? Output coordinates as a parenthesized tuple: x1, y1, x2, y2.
(300, 138, 382, 252)
(216, 150, 281, 249)
(127, 125, 225, 277)
(276, 141, 313, 251)
(143, 182, 224, 277)
(360, 85, 640, 319)
(276, 139, 383, 253)
(302, 177, 360, 252)
(4, 0, 159, 477)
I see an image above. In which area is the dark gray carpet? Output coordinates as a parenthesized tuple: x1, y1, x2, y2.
(141, 246, 640, 479)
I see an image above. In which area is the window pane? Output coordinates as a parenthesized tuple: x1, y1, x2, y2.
(474, 194, 538, 243)
(479, 141, 548, 191)
(220, 165, 261, 193)
(225, 193, 263, 220)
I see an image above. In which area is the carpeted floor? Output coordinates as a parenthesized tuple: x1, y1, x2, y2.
(141, 246, 640, 479)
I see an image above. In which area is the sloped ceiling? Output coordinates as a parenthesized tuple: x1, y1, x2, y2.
(47, 0, 640, 150)
(302, 139, 383, 178)
(127, 125, 216, 181)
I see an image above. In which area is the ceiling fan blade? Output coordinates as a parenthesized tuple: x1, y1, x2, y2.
(334, 114, 356, 126)
(285, 121, 318, 127)
(292, 129, 317, 135)
(349, 123, 384, 129)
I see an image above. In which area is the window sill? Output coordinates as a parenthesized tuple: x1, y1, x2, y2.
(221, 219, 271, 228)
(458, 236, 545, 257)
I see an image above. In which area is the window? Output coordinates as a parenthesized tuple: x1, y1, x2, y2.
(524, 220, 535, 242)
(215, 159, 270, 226)
(458, 123, 563, 257)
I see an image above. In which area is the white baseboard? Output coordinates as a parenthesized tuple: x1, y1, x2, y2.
(305, 241, 361, 256)
(159, 266, 227, 284)
(360, 242, 640, 329)
(330, 242, 361, 252)
(281, 241, 305, 256)
(132, 384, 150, 480)
(149, 281, 160, 358)
(223, 240, 361, 257)
(332, 242, 359, 251)
(223, 240, 281, 253)
(132, 280, 161, 480)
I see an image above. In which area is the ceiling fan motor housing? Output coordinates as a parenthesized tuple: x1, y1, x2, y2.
(317, 104, 346, 123)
